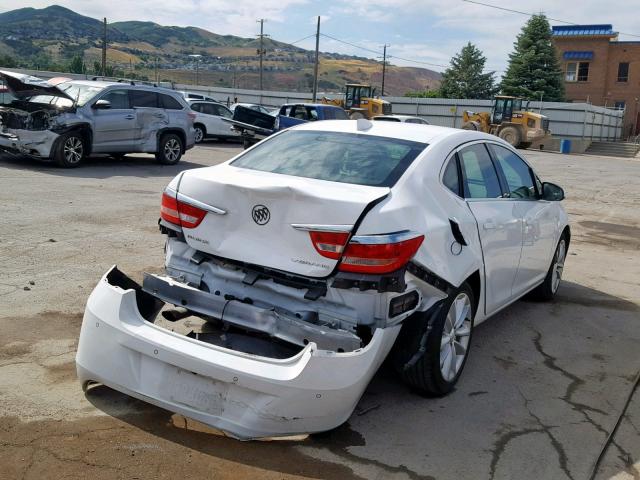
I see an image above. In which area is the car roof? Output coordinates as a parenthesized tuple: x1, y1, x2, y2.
(187, 99, 224, 104)
(69, 80, 180, 94)
(281, 103, 339, 108)
(291, 119, 502, 145)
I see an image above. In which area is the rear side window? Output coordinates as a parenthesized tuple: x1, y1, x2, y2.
(100, 89, 130, 109)
(160, 94, 183, 110)
(231, 130, 427, 187)
(459, 144, 502, 198)
(442, 157, 460, 196)
(130, 90, 158, 108)
(488, 144, 536, 199)
(190, 103, 203, 112)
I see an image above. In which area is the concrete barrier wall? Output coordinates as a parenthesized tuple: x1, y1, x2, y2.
(2, 67, 624, 141)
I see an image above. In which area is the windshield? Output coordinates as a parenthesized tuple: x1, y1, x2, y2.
(231, 130, 427, 187)
(28, 82, 105, 107)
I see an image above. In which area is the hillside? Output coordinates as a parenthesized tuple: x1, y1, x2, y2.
(0, 5, 441, 94)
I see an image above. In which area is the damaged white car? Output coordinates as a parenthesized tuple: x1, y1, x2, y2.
(76, 120, 569, 439)
(0, 70, 195, 167)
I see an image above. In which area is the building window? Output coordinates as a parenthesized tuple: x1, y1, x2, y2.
(566, 62, 590, 82)
(577, 62, 590, 81)
(614, 101, 625, 110)
(617, 62, 629, 82)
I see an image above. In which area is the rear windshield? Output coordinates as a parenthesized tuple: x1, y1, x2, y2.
(231, 130, 427, 187)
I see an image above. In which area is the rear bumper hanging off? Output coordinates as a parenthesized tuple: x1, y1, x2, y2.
(76, 266, 400, 439)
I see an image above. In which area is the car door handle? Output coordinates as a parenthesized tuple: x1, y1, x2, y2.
(483, 220, 497, 230)
(124, 114, 135, 120)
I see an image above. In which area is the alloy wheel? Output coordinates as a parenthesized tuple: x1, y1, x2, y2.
(194, 127, 204, 143)
(440, 293, 472, 382)
(164, 138, 181, 162)
(551, 239, 566, 293)
(63, 137, 83, 164)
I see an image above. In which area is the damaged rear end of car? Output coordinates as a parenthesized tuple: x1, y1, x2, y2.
(76, 124, 452, 439)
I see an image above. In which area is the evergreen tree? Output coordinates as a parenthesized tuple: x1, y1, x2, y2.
(69, 55, 85, 74)
(439, 42, 496, 99)
(500, 14, 565, 101)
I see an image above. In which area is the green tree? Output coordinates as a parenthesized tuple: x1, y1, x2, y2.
(500, 14, 565, 101)
(93, 61, 102, 75)
(0, 54, 17, 68)
(405, 88, 442, 98)
(439, 42, 496, 99)
(69, 55, 85, 74)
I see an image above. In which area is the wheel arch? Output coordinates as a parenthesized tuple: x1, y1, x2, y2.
(194, 122, 207, 135)
(156, 128, 187, 153)
(50, 123, 93, 157)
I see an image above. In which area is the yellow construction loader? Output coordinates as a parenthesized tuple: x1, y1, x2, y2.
(462, 96, 550, 148)
(322, 84, 392, 119)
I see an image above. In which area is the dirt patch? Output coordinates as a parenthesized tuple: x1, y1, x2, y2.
(0, 311, 83, 348)
(578, 221, 640, 250)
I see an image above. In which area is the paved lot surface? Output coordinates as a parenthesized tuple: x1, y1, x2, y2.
(0, 143, 638, 480)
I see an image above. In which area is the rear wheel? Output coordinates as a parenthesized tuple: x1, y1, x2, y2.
(155, 133, 183, 165)
(394, 282, 475, 396)
(498, 126, 521, 147)
(194, 124, 205, 144)
(533, 235, 567, 300)
(54, 132, 85, 168)
(349, 111, 365, 120)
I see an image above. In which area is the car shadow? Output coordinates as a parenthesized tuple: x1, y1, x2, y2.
(0, 153, 206, 179)
(83, 280, 639, 479)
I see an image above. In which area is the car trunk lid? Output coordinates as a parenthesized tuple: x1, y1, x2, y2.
(175, 164, 389, 278)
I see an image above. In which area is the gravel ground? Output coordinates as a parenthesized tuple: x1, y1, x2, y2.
(0, 143, 638, 480)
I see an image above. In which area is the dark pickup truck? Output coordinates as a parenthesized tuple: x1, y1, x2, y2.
(225, 103, 348, 148)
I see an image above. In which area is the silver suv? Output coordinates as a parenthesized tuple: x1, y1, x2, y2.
(0, 71, 195, 167)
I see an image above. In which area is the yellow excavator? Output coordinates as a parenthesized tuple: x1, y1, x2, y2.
(322, 84, 392, 119)
(462, 96, 550, 148)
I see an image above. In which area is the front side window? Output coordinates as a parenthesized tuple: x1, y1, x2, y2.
(617, 62, 629, 82)
(458, 144, 502, 199)
(488, 144, 536, 199)
(190, 102, 203, 113)
(130, 90, 158, 108)
(231, 130, 427, 187)
(101, 89, 131, 109)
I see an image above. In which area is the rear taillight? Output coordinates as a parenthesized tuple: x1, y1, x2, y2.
(187, 111, 197, 123)
(160, 191, 207, 229)
(308, 230, 424, 274)
(339, 234, 424, 274)
(309, 231, 350, 259)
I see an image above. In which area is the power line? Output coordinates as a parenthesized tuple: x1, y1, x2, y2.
(388, 54, 448, 69)
(320, 33, 382, 56)
(462, 0, 640, 39)
(286, 33, 316, 46)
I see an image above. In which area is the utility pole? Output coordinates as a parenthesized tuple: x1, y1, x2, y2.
(155, 56, 159, 84)
(312, 16, 320, 102)
(101, 18, 107, 76)
(256, 19, 268, 91)
(380, 44, 389, 97)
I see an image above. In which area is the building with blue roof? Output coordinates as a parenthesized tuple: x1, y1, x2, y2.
(552, 24, 640, 137)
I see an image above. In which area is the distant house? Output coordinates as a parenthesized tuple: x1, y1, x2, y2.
(552, 24, 640, 137)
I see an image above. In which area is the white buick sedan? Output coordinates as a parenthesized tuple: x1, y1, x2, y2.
(77, 120, 569, 439)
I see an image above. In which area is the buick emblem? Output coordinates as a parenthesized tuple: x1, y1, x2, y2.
(252, 205, 270, 225)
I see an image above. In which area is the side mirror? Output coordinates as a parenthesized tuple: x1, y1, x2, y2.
(92, 99, 111, 110)
(541, 182, 564, 201)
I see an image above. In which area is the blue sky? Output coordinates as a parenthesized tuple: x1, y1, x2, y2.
(3, 1, 639, 78)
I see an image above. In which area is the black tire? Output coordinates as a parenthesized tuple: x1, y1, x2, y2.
(194, 124, 206, 144)
(155, 133, 183, 165)
(498, 126, 521, 147)
(532, 234, 568, 301)
(54, 131, 86, 168)
(461, 121, 480, 131)
(393, 282, 475, 396)
(519, 142, 532, 149)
